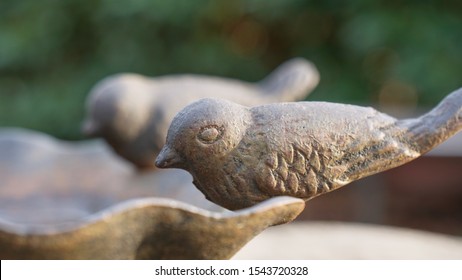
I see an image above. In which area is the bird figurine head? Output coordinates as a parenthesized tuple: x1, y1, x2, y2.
(82, 74, 153, 142)
(156, 98, 251, 170)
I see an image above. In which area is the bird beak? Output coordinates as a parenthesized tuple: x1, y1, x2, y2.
(155, 146, 182, 168)
(81, 120, 100, 137)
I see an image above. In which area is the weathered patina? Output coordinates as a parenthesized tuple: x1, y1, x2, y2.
(156, 88, 462, 210)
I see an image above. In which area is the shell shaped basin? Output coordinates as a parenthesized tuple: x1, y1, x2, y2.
(0, 128, 304, 259)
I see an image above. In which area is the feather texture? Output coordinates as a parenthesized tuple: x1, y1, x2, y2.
(156, 88, 462, 210)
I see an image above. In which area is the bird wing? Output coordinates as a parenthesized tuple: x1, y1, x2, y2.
(251, 102, 415, 200)
(254, 141, 338, 199)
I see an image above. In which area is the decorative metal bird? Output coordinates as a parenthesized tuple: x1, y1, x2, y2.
(82, 58, 319, 170)
(156, 88, 462, 210)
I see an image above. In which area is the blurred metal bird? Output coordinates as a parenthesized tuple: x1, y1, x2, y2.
(156, 88, 462, 210)
(82, 58, 319, 170)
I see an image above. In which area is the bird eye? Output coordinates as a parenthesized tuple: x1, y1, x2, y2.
(197, 125, 223, 144)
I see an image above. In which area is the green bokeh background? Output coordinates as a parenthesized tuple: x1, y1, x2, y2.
(1, 0, 461, 140)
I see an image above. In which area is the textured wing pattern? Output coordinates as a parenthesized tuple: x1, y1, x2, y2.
(217, 154, 271, 209)
(255, 142, 337, 199)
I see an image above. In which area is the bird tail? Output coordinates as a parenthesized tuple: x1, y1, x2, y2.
(257, 58, 320, 102)
(397, 87, 462, 155)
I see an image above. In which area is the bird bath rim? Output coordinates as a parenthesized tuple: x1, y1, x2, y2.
(0, 196, 303, 235)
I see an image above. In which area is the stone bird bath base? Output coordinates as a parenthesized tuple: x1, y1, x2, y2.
(0, 129, 304, 259)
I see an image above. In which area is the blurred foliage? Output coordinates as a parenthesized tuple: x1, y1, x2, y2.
(0, 0, 461, 139)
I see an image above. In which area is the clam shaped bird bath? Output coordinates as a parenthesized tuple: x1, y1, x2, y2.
(0, 129, 304, 259)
